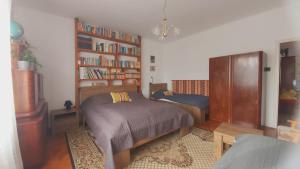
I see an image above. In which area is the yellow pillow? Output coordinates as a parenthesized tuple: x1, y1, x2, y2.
(110, 92, 132, 103)
(163, 90, 173, 96)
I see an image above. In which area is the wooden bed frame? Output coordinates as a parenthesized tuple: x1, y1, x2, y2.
(149, 82, 208, 125)
(79, 84, 191, 169)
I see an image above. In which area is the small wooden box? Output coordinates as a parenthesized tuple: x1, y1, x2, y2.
(51, 108, 78, 135)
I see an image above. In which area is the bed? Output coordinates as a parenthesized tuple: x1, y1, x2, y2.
(149, 82, 209, 124)
(79, 85, 194, 169)
(213, 134, 300, 169)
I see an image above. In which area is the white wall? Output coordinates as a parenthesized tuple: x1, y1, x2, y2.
(13, 7, 75, 111)
(141, 39, 164, 97)
(164, 6, 300, 128)
(13, 7, 165, 110)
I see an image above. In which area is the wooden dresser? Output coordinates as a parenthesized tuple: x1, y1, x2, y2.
(209, 51, 264, 128)
(12, 69, 48, 169)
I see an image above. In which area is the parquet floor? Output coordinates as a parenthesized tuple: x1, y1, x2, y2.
(40, 133, 72, 169)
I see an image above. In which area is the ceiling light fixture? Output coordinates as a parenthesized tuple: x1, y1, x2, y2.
(152, 0, 180, 40)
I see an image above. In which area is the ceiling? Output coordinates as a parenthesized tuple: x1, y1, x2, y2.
(13, 0, 288, 42)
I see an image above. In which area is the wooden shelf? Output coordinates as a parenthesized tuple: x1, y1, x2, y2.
(79, 65, 140, 70)
(80, 79, 110, 81)
(121, 67, 140, 70)
(78, 48, 115, 55)
(78, 49, 140, 58)
(78, 31, 140, 47)
(79, 64, 102, 67)
(79, 64, 117, 68)
(119, 53, 141, 58)
(75, 18, 142, 108)
(80, 77, 140, 81)
(125, 78, 141, 79)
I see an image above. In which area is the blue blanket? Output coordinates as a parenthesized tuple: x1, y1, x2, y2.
(151, 89, 209, 108)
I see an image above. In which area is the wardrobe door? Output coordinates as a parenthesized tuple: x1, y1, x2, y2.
(209, 56, 230, 122)
(230, 52, 262, 128)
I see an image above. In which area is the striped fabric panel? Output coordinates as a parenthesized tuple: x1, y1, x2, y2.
(172, 80, 209, 96)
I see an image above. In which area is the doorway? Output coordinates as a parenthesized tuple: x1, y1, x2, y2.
(278, 41, 300, 128)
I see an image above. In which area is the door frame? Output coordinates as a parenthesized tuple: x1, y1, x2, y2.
(276, 37, 300, 127)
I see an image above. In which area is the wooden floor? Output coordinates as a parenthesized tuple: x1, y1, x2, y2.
(40, 122, 277, 169)
(41, 133, 72, 169)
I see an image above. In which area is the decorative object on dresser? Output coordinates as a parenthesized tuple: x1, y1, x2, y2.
(149, 81, 209, 125)
(10, 20, 24, 39)
(209, 51, 264, 128)
(74, 18, 142, 110)
(64, 100, 73, 110)
(51, 107, 78, 135)
(213, 123, 263, 160)
(12, 69, 47, 169)
(11, 38, 41, 71)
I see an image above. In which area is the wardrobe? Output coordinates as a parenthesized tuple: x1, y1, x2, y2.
(209, 51, 264, 128)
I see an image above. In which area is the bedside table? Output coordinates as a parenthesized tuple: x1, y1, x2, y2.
(51, 107, 79, 135)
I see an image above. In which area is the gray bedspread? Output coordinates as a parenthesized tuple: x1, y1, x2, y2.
(81, 93, 194, 169)
(213, 134, 300, 169)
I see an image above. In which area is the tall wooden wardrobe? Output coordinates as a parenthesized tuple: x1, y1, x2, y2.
(209, 51, 264, 128)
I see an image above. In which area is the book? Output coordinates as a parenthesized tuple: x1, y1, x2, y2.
(77, 21, 140, 44)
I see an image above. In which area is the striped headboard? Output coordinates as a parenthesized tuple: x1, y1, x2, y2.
(172, 80, 209, 96)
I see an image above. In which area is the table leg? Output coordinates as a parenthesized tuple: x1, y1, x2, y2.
(214, 134, 223, 160)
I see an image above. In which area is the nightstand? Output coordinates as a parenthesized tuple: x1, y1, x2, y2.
(50, 107, 79, 135)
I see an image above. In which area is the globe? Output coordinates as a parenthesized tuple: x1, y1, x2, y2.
(10, 20, 24, 39)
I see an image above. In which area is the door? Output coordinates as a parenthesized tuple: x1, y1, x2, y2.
(280, 56, 295, 91)
(209, 56, 230, 122)
(230, 52, 262, 128)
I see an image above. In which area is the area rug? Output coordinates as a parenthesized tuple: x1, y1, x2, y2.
(66, 128, 216, 169)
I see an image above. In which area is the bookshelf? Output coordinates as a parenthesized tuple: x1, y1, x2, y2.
(74, 18, 142, 108)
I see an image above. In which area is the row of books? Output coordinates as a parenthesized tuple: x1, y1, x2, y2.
(125, 73, 141, 79)
(102, 58, 118, 67)
(119, 45, 141, 56)
(77, 21, 140, 44)
(94, 42, 117, 53)
(120, 60, 140, 68)
(79, 67, 109, 80)
(111, 69, 125, 79)
(80, 56, 101, 66)
(79, 67, 140, 80)
(79, 56, 141, 69)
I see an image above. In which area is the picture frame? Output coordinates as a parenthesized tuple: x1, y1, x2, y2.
(150, 55, 155, 63)
(150, 66, 155, 72)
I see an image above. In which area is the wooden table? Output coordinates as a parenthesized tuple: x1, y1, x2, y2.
(213, 123, 263, 160)
(51, 107, 79, 135)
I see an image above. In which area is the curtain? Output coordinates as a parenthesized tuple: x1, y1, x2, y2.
(0, 0, 23, 168)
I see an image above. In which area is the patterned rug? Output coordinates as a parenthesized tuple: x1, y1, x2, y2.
(66, 128, 216, 169)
